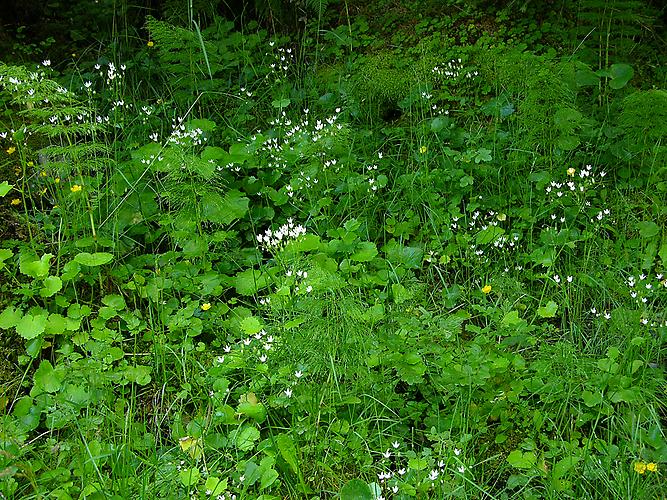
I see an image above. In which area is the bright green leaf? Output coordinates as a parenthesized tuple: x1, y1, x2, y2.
(0, 181, 13, 197)
(74, 252, 114, 266)
(39, 276, 62, 297)
(16, 311, 48, 339)
(20, 253, 53, 278)
(340, 479, 373, 500)
(178, 467, 201, 487)
(537, 301, 558, 318)
(33, 360, 64, 393)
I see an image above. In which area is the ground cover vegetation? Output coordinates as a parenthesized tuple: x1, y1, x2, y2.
(0, 0, 666, 498)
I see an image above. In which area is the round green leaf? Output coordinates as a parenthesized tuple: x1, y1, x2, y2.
(637, 220, 659, 238)
(39, 276, 62, 297)
(609, 63, 634, 90)
(33, 360, 64, 393)
(340, 479, 373, 500)
(16, 311, 48, 340)
(74, 252, 114, 266)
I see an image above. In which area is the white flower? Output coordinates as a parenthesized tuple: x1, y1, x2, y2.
(383, 449, 391, 459)
(454, 448, 461, 456)
(429, 470, 439, 481)
(458, 465, 466, 473)
(295, 370, 303, 378)
(392, 441, 400, 449)
(284, 388, 292, 397)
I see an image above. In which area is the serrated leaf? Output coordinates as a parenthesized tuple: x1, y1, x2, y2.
(233, 425, 260, 451)
(0, 306, 21, 329)
(33, 360, 64, 393)
(39, 276, 62, 297)
(239, 316, 262, 335)
(501, 310, 522, 327)
(235, 268, 270, 295)
(537, 301, 558, 318)
(20, 253, 53, 278)
(74, 252, 114, 266)
(350, 241, 378, 262)
(201, 190, 249, 224)
(16, 311, 48, 339)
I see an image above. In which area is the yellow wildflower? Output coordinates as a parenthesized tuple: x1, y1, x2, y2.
(646, 462, 658, 473)
(54, 178, 60, 184)
(27, 161, 34, 167)
(147, 41, 154, 47)
(482, 285, 492, 294)
(40, 170, 47, 177)
(201, 303, 211, 311)
(10, 198, 21, 206)
(419, 146, 427, 154)
(634, 461, 647, 474)
(70, 184, 82, 193)
(567, 167, 575, 177)
(6, 147, 16, 155)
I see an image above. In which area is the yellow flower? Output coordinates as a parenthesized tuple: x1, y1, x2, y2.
(27, 161, 34, 167)
(10, 198, 21, 206)
(147, 41, 154, 47)
(646, 462, 658, 472)
(634, 461, 647, 474)
(482, 285, 492, 294)
(70, 184, 82, 193)
(54, 177, 60, 184)
(419, 146, 427, 154)
(567, 167, 575, 177)
(40, 170, 47, 177)
(6, 147, 16, 155)
(201, 303, 211, 311)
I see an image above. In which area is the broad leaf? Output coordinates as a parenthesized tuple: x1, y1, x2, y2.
(74, 252, 114, 266)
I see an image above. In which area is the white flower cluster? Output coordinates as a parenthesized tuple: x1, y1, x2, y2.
(432, 58, 463, 78)
(167, 117, 207, 146)
(256, 218, 306, 249)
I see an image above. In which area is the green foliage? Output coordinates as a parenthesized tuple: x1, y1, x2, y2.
(0, 2, 666, 499)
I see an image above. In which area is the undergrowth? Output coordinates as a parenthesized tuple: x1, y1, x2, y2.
(0, 1, 665, 499)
